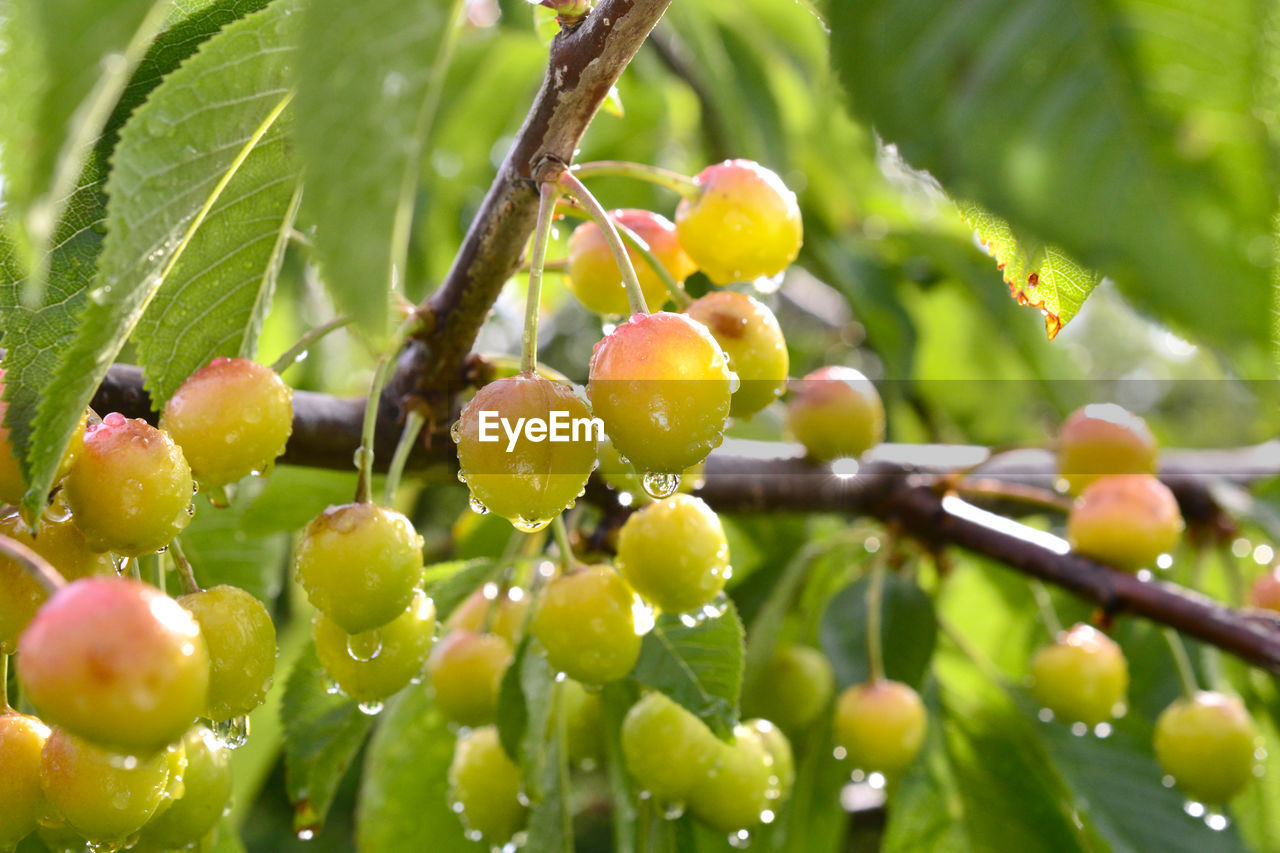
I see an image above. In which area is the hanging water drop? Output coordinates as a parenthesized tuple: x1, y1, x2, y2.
(450, 420, 463, 444)
(469, 495, 490, 515)
(357, 700, 384, 716)
(209, 715, 250, 749)
(641, 472, 680, 499)
(347, 629, 382, 662)
(511, 516, 551, 533)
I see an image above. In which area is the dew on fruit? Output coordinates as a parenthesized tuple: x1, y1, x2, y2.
(210, 715, 250, 749)
(87, 841, 125, 853)
(727, 371, 741, 393)
(347, 629, 383, 662)
(450, 421, 463, 444)
(358, 700, 384, 716)
(727, 829, 752, 848)
(352, 447, 374, 472)
(617, 491, 634, 507)
(468, 495, 490, 516)
(464, 829, 483, 843)
(554, 671, 568, 683)
(662, 801, 686, 820)
(512, 516, 551, 533)
(641, 472, 680, 499)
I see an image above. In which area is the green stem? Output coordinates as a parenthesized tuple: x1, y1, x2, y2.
(355, 314, 425, 504)
(1, 653, 10, 712)
(383, 410, 426, 505)
(553, 680, 574, 851)
(1163, 628, 1200, 700)
(866, 555, 887, 683)
(523, 182, 562, 374)
(550, 515, 576, 570)
(147, 554, 165, 595)
(0, 534, 65, 596)
(129, 557, 141, 581)
(570, 160, 700, 199)
(556, 172, 649, 315)
(1028, 579, 1064, 638)
(170, 539, 201, 595)
(614, 220, 692, 308)
(269, 316, 353, 375)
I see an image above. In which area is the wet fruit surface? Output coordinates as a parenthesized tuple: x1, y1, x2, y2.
(1029, 623, 1128, 725)
(161, 357, 293, 488)
(675, 159, 803, 284)
(616, 494, 729, 613)
(833, 680, 926, 774)
(448, 725, 527, 843)
(688, 722, 778, 833)
(134, 726, 232, 848)
(787, 366, 884, 462)
(1067, 474, 1183, 570)
(18, 576, 209, 753)
(621, 691, 721, 803)
(315, 589, 436, 702)
(588, 311, 732, 475)
(295, 502, 425, 634)
(686, 291, 788, 418)
(0, 369, 85, 505)
(444, 585, 529, 645)
(454, 375, 598, 531)
(1154, 691, 1257, 804)
(63, 413, 194, 556)
(533, 565, 640, 684)
(427, 629, 512, 726)
(0, 712, 51, 849)
(743, 644, 835, 734)
(567, 209, 696, 315)
(179, 584, 277, 721)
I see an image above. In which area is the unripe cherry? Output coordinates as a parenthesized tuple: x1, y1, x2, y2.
(588, 311, 732, 477)
(315, 589, 436, 703)
(0, 505, 116, 653)
(621, 691, 721, 803)
(532, 565, 640, 684)
(686, 291, 788, 418)
(833, 680, 926, 774)
(1067, 474, 1183, 570)
(787, 366, 884, 462)
(567, 209, 696, 315)
(427, 629, 512, 726)
(62, 413, 193, 556)
(562, 678, 604, 764)
(39, 728, 174, 842)
(161, 357, 293, 489)
(295, 502, 424, 634)
(0, 712, 51, 849)
(178, 584, 277, 721)
(1029, 623, 1128, 726)
(675, 160, 803, 284)
(0, 369, 85, 505)
(445, 585, 529, 645)
(454, 375, 598, 532)
(747, 718, 795, 799)
(688, 722, 779, 833)
(616, 494, 729, 613)
(134, 727, 232, 849)
(17, 576, 209, 753)
(1249, 567, 1280, 612)
(1057, 403, 1158, 495)
(1154, 691, 1258, 804)
(448, 726, 527, 843)
(743, 644, 835, 733)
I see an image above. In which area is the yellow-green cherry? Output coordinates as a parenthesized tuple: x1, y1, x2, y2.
(1154, 691, 1258, 804)
(675, 159, 803, 284)
(454, 374, 598, 532)
(0, 712, 51, 849)
(1057, 403, 1158, 495)
(787, 366, 884, 462)
(833, 680, 926, 774)
(161, 357, 293, 489)
(616, 494, 729, 613)
(686, 291, 789, 418)
(567, 209, 696, 315)
(621, 691, 721, 803)
(178, 584, 277, 721)
(1029, 623, 1128, 726)
(1067, 474, 1183, 570)
(315, 589, 437, 704)
(448, 726, 528, 843)
(532, 565, 641, 684)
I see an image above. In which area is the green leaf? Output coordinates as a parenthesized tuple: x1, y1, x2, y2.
(282, 643, 375, 835)
(0, 0, 167, 274)
(524, 679, 573, 853)
(295, 0, 464, 339)
(425, 558, 502, 621)
(495, 639, 551, 767)
(820, 572, 937, 689)
(356, 687, 478, 852)
(18, 0, 301, 517)
(958, 203, 1102, 340)
(828, 0, 1277, 363)
(630, 600, 745, 739)
(178, 493, 288, 603)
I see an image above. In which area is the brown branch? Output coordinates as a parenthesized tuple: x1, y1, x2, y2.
(397, 0, 675, 419)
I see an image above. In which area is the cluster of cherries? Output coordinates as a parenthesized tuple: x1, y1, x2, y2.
(0, 357, 291, 851)
(0, 153, 1269, 852)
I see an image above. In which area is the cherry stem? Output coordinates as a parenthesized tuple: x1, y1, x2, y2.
(949, 479, 1073, 515)
(1163, 628, 1200, 700)
(356, 314, 426, 504)
(1, 653, 10, 712)
(556, 172, 649, 315)
(523, 182, 562, 375)
(147, 554, 166, 595)
(866, 552, 887, 683)
(384, 410, 426, 505)
(1028, 579, 1064, 637)
(0, 534, 66, 597)
(270, 316, 353, 375)
(520, 257, 567, 274)
(556, 206, 691, 309)
(551, 515, 576, 570)
(170, 538, 201, 595)
(570, 160, 700, 200)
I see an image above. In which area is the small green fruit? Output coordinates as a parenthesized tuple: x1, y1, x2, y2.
(686, 291, 788, 418)
(179, 584, 277, 721)
(315, 589, 436, 703)
(1067, 474, 1183, 570)
(616, 494, 729, 613)
(621, 692, 720, 803)
(1057, 403, 1158, 495)
(833, 680, 926, 774)
(688, 723, 778, 833)
(0, 712, 51, 849)
(427, 630, 512, 726)
(444, 585, 529, 645)
(567, 209, 696, 315)
(533, 565, 640, 684)
(743, 644, 834, 733)
(1029, 623, 1128, 726)
(787, 366, 884, 462)
(135, 727, 232, 848)
(448, 726, 527, 843)
(1154, 691, 1258, 804)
